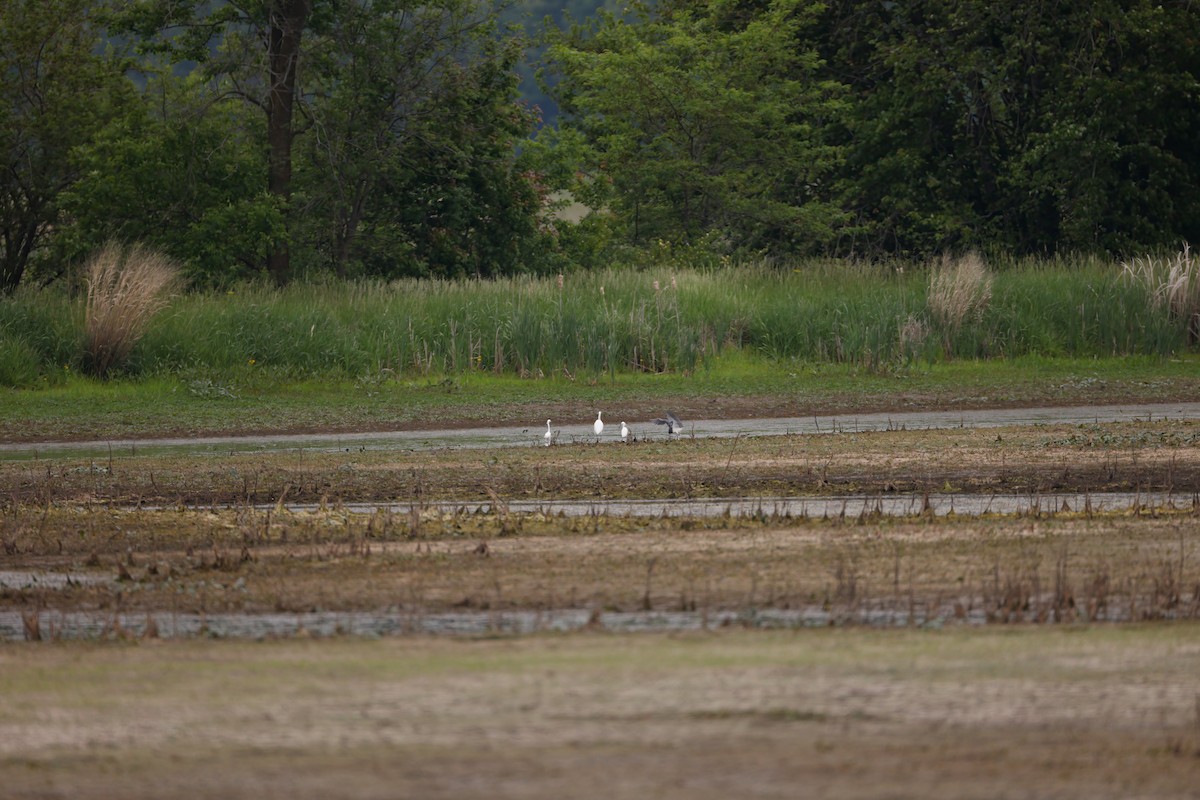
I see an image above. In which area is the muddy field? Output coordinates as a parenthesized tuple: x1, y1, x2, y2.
(2, 411, 1200, 797)
(4, 416, 1200, 505)
(0, 416, 1197, 623)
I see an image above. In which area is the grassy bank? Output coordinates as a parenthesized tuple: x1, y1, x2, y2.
(2, 256, 1197, 390)
(2, 353, 1199, 441)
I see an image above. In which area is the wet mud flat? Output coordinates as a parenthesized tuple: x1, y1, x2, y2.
(3, 498, 1198, 641)
(3, 413, 1200, 508)
(3, 591, 1195, 643)
(2, 408, 1200, 641)
(5, 401, 1199, 459)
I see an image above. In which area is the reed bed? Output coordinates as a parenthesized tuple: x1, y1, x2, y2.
(0, 254, 1194, 385)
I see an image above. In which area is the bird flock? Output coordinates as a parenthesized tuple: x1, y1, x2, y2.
(542, 411, 681, 446)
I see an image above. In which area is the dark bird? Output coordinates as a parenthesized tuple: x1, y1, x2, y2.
(652, 412, 683, 435)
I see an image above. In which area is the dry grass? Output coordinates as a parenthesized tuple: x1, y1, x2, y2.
(1, 628, 1199, 799)
(83, 242, 182, 378)
(898, 313, 930, 358)
(927, 251, 993, 349)
(1123, 243, 1200, 344)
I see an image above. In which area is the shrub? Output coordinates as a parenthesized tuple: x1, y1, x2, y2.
(83, 242, 182, 378)
(0, 332, 43, 388)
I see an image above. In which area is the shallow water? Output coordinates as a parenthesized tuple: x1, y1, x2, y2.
(255, 490, 1192, 519)
(0, 606, 1002, 642)
(3, 596, 1174, 642)
(0, 571, 111, 591)
(4, 401, 1199, 461)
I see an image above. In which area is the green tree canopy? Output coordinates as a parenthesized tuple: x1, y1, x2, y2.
(293, 0, 550, 279)
(0, 0, 134, 292)
(543, 0, 847, 255)
(56, 76, 284, 286)
(820, 0, 1200, 257)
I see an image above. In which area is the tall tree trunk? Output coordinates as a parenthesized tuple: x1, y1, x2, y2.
(0, 210, 41, 295)
(265, 0, 310, 286)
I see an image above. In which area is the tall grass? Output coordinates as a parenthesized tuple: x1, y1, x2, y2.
(1122, 244, 1200, 344)
(927, 252, 992, 354)
(83, 243, 182, 378)
(1, 255, 1195, 387)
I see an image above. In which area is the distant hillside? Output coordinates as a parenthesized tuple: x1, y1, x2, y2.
(501, 0, 621, 128)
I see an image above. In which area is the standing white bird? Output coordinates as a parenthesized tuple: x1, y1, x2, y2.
(620, 421, 629, 442)
(593, 411, 604, 439)
(544, 419, 552, 446)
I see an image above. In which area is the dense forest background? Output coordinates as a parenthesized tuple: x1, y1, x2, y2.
(2, 0, 1198, 292)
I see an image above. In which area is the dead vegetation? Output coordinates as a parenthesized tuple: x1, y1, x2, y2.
(3, 414, 1200, 799)
(2, 502, 1198, 635)
(1, 416, 1199, 638)
(83, 242, 182, 378)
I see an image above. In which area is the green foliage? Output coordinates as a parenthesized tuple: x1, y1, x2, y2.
(0, 285, 80, 370)
(0, 332, 45, 388)
(55, 77, 284, 286)
(4, 257, 1198, 389)
(294, 1, 553, 279)
(535, 0, 1200, 261)
(103, 0, 553, 285)
(3, 0, 1198, 289)
(819, 0, 1200, 257)
(0, 0, 135, 292)
(543, 0, 847, 255)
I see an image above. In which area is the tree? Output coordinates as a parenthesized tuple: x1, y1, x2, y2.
(118, 0, 316, 285)
(117, 0, 551, 282)
(819, 0, 1200, 257)
(0, 0, 133, 292)
(542, 0, 846, 254)
(294, 0, 548, 278)
(55, 75, 284, 286)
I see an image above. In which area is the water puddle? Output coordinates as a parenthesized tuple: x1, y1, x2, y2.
(3, 599, 1176, 642)
(256, 490, 1192, 519)
(0, 571, 112, 590)
(4, 402, 1198, 461)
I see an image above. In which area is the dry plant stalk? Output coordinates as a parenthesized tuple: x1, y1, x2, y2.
(1122, 243, 1200, 344)
(84, 242, 182, 378)
(927, 252, 993, 339)
(898, 313, 929, 358)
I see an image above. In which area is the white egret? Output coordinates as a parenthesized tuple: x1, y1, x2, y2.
(620, 421, 629, 442)
(652, 412, 683, 435)
(593, 411, 604, 439)
(544, 419, 552, 446)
